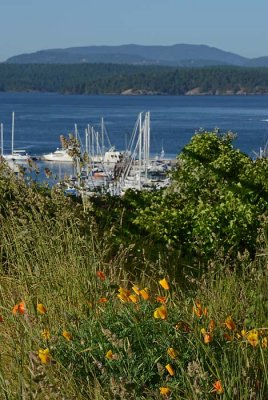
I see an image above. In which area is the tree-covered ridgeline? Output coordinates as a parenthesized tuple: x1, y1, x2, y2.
(1, 64, 268, 94)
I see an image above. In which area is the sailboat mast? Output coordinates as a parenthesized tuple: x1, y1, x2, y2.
(138, 112, 142, 190)
(11, 111, 15, 155)
(0, 123, 3, 157)
(101, 117, 104, 155)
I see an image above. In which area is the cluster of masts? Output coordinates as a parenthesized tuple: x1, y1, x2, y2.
(61, 111, 171, 196)
(0, 111, 171, 195)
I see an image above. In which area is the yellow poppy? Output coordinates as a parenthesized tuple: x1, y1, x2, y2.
(62, 330, 72, 341)
(167, 347, 177, 359)
(160, 387, 171, 396)
(139, 289, 149, 300)
(247, 330, 259, 347)
(159, 278, 170, 290)
(105, 350, 113, 360)
(41, 329, 50, 340)
(224, 316, 236, 331)
(153, 306, 167, 320)
(129, 294, 139, 303)
(37, 303, 47, 314)
(38, 348, 51, 364)
(132, 286, 140, 295)
(165, 363, 175, 376)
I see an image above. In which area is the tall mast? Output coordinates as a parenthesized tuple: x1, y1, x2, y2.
(11, 111, 15, 154)
(138, 112, 142, 190)
(0, 123, 3, 157)
(101, 117, 104, 155)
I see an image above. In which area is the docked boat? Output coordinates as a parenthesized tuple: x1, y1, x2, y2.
(4, 149, 30, 162)
(43, 149, 73, 162)
(2, 112, 31, 163)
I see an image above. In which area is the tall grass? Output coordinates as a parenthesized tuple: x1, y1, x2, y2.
(0, 163, 267, 399)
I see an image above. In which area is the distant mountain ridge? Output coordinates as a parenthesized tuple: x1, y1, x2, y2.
(6, 44, 268, 67)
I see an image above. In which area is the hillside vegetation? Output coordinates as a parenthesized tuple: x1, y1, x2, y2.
(1, 64, 268, 94)
(0, 131, 267, 399)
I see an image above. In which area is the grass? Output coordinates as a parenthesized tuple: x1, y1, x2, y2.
(0, 162, 267, 399)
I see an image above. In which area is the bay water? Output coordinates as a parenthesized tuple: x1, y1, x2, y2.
(0, 92, 267, 174)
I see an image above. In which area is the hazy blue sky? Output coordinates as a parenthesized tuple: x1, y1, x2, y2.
(1, 0, 267, 61)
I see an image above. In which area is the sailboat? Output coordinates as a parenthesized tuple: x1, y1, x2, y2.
(3, 112, 30, 162)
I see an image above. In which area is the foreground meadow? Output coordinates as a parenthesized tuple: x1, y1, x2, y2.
(0, 131, 267, 399)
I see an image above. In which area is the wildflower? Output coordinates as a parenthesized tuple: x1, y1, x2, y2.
(224, 316, 236, 331)
(0, 315, 3, 323)
(209, 319, 216, 332)
(37, 303, 47, 314)
(99, 297, 108, 303)
(132, 286, 140, 295)
(62, 330, 72, 341)
(241, 329, 247, 337)
(195, 300, 202, 309)
(200, 327, 206, 335)
(96, 271, 106, 281)
(41, 329, 50, 340)
(167, 347, 177, 359)
(203, 307, 208, 317)
(193, 307, 203, 318)
(165, 363, 175, 376)
(139, 288, 149, 300)
(38, 348, 51, 364)
(262, 337, 268, 349)
(156, 296, 167, 304)
(247, 330, 259, 347)
(153, 305, 167, 320)
(12, 301, 25, 315)
(117, 287, 130, 302)
(160, 387, 171, 396)
(212, 380, 224, 394)
(105, 349, 113, 360)
(223, 333, 233, 342)
(159, 278, 170, 290)
(129, 294, 139, 303)
(203, 333, 213, 344)
(193, 301, 205, 318)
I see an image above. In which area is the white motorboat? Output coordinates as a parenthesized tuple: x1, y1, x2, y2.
(43, 148, 73, 162)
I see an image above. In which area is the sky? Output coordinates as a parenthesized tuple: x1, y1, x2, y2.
(1, 0, 268, 62)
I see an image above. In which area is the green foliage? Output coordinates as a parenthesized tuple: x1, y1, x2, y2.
(98, 131, 267, 264)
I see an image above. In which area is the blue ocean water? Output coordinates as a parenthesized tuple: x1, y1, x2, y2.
(0, 92, 267, 159)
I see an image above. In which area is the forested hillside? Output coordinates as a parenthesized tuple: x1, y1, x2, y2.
(1, 64, 268, 94)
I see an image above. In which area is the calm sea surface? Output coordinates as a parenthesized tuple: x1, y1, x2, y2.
(0, 92, 268, 159)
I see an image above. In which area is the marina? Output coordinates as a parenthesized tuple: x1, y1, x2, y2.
(0, 92, 268, 195)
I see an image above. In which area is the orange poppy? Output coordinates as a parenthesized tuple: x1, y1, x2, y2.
(96, 271, 106, 281)
(212, 380, 224, 394)
(99, 297, 108, 303)
(12, 301, 25, 315)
